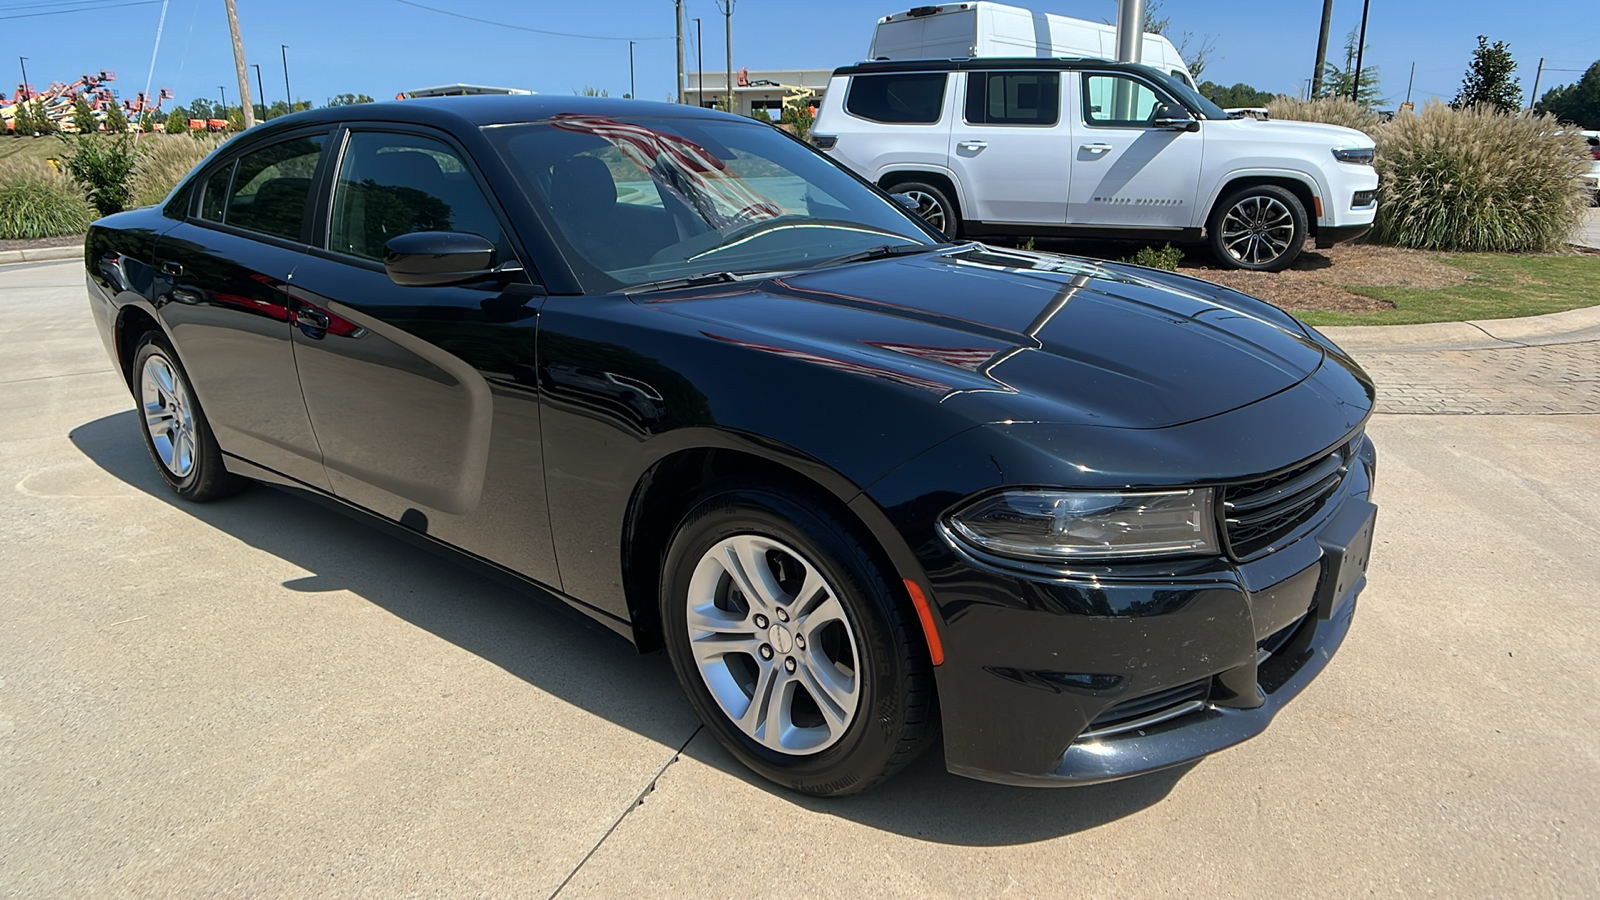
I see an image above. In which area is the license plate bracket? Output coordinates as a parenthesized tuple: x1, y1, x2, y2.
(1314, 499, 1377, 620)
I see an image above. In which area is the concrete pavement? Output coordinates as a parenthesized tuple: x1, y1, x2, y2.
(1573, 206, 1600, 250)
(2, 258, 1597, 898)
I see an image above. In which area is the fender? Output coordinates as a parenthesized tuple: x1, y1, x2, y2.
(1201, 167, 1332, 228)
(872, 163, 971, 213)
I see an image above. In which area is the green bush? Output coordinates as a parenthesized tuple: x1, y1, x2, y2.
(0, 159, 95, 238)
(1264, 96, 1381, 134)
(1372, 102, 1587, 252)
(59, 132, 143, 217)
(1120, 243, 1183, 271)
(128, 134, 225, 207)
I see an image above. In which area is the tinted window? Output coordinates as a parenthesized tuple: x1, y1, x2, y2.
(1083, 73, 1167, 127)
(328, 132, 507, 262)
(198, 162, 233, 222)
(217, 135, 324, 240)
(965, 71, 1059, 125)
(845, 73, 947, 124)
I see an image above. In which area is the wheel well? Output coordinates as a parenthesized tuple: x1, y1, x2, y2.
(114, 306, 161, 386)
(622, 448, 896, 654)
(877, 171, 962, 218)
(1212, 177, 1320, 235)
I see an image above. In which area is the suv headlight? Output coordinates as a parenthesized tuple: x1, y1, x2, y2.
(947, 489, 1219, 561)
(1332, 147, 1375, 165)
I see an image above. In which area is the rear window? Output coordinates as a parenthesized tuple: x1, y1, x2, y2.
(845, 73, 947, 124)
(965, 71, 1060, 126)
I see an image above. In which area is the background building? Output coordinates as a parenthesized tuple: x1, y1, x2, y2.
(684, 69, 831, 116)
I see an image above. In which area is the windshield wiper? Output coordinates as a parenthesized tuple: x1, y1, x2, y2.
(621, 271, 741, 294)
(812, 242, 960, 269)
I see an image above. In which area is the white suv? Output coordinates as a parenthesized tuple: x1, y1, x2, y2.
(813, 59, 1380, 271)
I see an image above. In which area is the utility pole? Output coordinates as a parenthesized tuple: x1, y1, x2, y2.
(224, 0, 255, 128)
(218, 85, 227, 116)
(17, 57, 28, 100)
(250, 63, 265, 118)
(628, 41, 636, 99)
(1311, 0, 1333, 98)
(1350, 0, 1371, 104)
(281, 45, 291, 110)
(716, 0, 735, 114)
(695, 18, 703, 108)
(675, 0, 685, 103)
(1404, 60, 1415, 105)
(1528, 57, 1544, 110)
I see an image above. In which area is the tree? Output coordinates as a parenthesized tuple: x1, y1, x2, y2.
(326, 93, 374, 106)
(574, 86, 610, 97)
(1319, 27, 1383, 107)
(1199, 81, 1278, 109)
(103, 102, 129, 134)
(30, 100, 58, 135)
(1142, 0, 1216, 80)
(10, 100, 33, 137)
(1535, 60, 1600, 129)
(184, 98, 216, 121)
(164, 106, 189, 134)
(72, 97, 98, 134)
(1453, 35, 1521, 113)
(750, 106, 773, 123)
(781, 95, 815, 141)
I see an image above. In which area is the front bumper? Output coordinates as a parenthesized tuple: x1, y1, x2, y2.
(920, 437, 1377, 787)
(1315, 222, 1373, 248)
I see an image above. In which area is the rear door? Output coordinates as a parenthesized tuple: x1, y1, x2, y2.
(152, 129, 332, 489)
(829, 69, 953, 182)
(285, 125, 560, 586)
(1066, 69, 1205, 229)
(945, 68, 1071, 224)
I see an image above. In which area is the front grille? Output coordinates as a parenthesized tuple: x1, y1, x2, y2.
(1222, 439, 1355, 558)
(1352, 190, 1377, 208)
(1080, 678, 1211, 739)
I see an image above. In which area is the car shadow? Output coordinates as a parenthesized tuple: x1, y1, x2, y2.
(71, 409, 1188, 846)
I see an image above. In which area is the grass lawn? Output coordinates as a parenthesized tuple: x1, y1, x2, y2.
(1293, 253, 1600, 326)
(0, 135, 69, 167)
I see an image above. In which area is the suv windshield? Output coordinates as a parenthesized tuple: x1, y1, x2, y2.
(486, 114, 937, 292)
(1139, 66, 1229, 120)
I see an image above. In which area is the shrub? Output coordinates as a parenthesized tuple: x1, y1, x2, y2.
(0, 158, 96, 238)
(1372, 102, 1587, 252)
(1120, 243, 1183, 271)
(10, 100, 33, 136)
(59, 132, 143, 217)
(128, 133, 225, 207)
(1265, 96, 1382, 134)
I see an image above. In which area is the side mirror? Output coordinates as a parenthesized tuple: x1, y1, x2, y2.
(1152, 103, 1199, 132)
(384, 231, 504, 287)
(891, 192, 920, 211)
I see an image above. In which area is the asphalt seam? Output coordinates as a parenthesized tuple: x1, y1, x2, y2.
(0, 370, 113, 386)
(547, 724, 704, 899)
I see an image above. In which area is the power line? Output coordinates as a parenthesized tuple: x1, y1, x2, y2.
(0, 0, 158, 21)
(391, 0, 672, 42)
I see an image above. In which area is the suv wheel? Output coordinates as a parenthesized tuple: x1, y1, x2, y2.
(888, 180, 960, 239)
(660, 484, 935, 796)
(132, 333, 246, 502)
(1208, 185, 1308, 272)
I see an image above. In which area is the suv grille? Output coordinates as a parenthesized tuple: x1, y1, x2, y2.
(1222, 439, 1355, 558)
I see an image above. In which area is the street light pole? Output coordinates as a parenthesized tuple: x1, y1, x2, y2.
(1350, 0, 1371, 104)
(218, 85, 227, 118)
(250, 63, 265, 118)
(17, 57, 29, 101)
(695, 18, 703, 108)
(281, 45, 291, 111)
(675, 0, 684, 103)
(629, 40, 636, 99)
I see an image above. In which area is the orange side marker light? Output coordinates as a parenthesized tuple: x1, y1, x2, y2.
(903, 579, 945, 666)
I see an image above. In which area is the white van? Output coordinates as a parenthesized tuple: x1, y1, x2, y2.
(870, 2, 1196, 87)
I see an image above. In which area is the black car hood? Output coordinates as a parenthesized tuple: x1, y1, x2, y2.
(642, 246, 1333, 430)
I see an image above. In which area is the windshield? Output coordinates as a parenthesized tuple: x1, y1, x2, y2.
(486, 114, 937, 292)
(1139, 66, 1229, 120)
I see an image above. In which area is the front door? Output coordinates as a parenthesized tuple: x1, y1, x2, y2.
(1066, 70, 1205, 229)
(287, 127, 560, 587)
(945, 69, 1072, 224)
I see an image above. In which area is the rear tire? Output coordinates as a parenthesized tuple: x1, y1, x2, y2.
(887, 179, 961, 239)
(1207, 184, 1307, 272)
(660, 483, 935, 796)
(131, 333, 246, 503)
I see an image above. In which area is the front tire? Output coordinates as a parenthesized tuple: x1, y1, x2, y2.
(887, 180, 961, 239)
(660, 484, 935, 796)
(132, 333, 245, 502)
(1208, 185, 1308, 272)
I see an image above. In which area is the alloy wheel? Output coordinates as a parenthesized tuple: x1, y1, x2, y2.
(684, 534, 862, 755)
(1220, 195, 1296, 267)
(139, 354, 197, 478)
(900, 190, 948, 234)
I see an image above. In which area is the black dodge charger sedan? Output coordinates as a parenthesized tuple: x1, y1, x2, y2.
(85, 96, 1376, 796)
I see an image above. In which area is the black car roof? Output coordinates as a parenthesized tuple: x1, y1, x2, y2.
(240, 94, 741, 140)
(832, 58, 1171, 76)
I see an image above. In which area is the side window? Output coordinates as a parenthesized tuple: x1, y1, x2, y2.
(844, 73, 947, 124)
(329, 132, 508, 262)
(222, 135, 325, 240)
(1082, 73, 1167, 128)
(198, 161, 234, 222)
(965, 71, 1060, 125)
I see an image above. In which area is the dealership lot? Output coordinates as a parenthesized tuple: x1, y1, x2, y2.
(2, 257, 1597, 897)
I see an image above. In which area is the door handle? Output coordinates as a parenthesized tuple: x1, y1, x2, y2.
(294, 307, 329, 335)
(159, 261, 183, 277)
(956, 139, 988, 150)
(1080, 143, 1113, 154)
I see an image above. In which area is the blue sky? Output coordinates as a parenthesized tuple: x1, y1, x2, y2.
(6, 0, 1597, 111)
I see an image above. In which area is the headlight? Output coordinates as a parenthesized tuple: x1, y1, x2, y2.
(1332, 147, 1375, 165)
(947, 489, 1220, 561)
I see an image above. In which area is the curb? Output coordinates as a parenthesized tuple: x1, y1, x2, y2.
(1316, 304, 1600, 353)
(0, 243, 84, 266)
